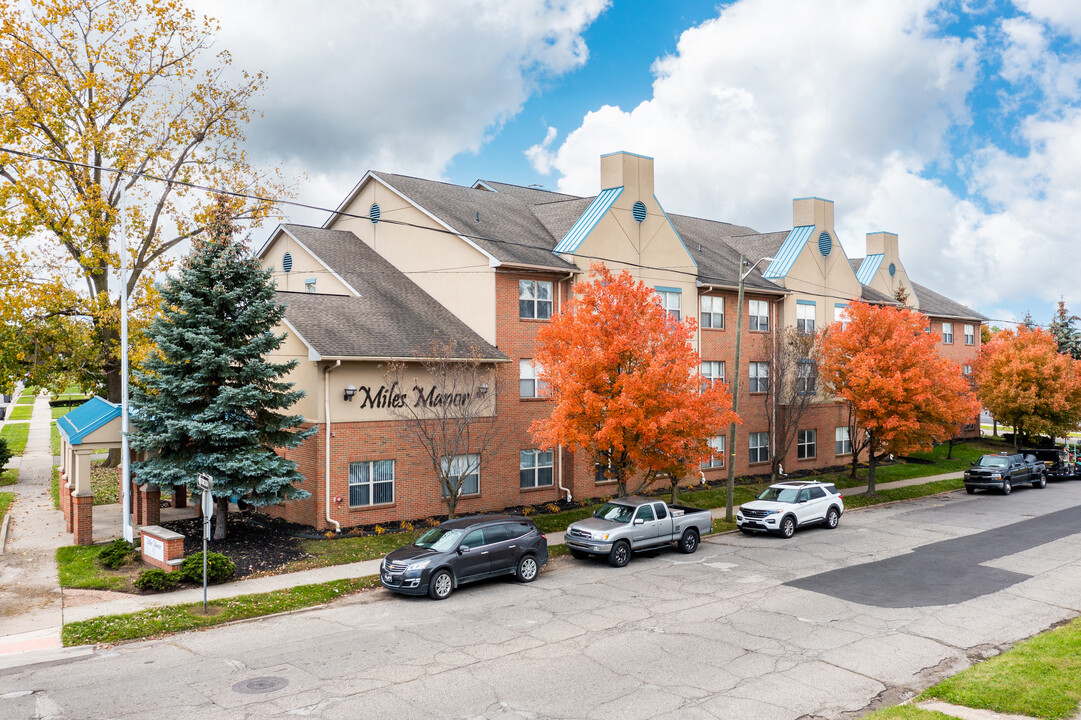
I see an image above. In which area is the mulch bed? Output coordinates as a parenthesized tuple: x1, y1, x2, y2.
(161, 514, 313, 578)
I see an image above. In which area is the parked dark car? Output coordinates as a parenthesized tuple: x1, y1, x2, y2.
(1022, 447, 1077, 480)
(964, 453, 1046, 494)
(380, 515, 549, 600)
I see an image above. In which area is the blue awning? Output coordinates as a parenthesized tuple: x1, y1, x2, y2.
(56, 396, 121, 446)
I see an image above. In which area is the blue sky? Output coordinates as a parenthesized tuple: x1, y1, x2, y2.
(205, 0, 1081, 330)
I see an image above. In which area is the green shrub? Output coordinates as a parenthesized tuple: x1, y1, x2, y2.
(134, 568, 179, 592)
(98, 538, 136, 570)
(0, 436, 11, 469)
(179, 551, 235, 585)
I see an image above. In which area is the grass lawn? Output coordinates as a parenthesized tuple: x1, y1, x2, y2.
(51, 405, 74, 420)
(51, 467, 60, 510)
(920, 616, 1081, 720)
(55, 545, 137, 592)
(1, 468, 16, 486)
(0, 491, 13, 523)
(282, 531, 422, 574)
(862, 708, 961, 719)
(61, 576, 380, 647)
(51, 423, 60, 456)
(15, 394, 36, 405)
(6, 404, 32, 421)
(0, 422, 29, 455)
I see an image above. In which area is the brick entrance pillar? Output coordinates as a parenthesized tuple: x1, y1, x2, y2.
(136, 484, 161, 526)
(173, 485, 187, 509)
(60, 473, 73, 533)
(72, 494, 94, 545)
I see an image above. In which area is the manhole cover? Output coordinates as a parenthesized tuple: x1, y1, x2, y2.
(232, 677, 289, 694)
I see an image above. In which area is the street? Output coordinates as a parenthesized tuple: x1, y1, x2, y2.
(3, 483, 1081, 720)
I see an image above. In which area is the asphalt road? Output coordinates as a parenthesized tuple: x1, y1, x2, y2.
(3, 482, 1081, 720)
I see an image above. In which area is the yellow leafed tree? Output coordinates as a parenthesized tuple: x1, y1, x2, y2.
(0, 0, 284, 402)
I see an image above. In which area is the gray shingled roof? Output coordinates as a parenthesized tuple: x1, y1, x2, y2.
(860, 285, 899, 305)
(372, 172, 577, 272)
(910, 281, 988, 321)
(669, 220, 785, 293)
(277, 225, 505, 361)
(474, 180, 580, 204)
(531, 196, 595, 246)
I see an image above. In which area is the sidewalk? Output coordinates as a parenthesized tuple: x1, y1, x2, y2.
(0, 465, 966, 671)
(0, 392, 77, 667)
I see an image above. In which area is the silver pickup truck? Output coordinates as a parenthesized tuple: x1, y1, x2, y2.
(564, 496, 713, 567)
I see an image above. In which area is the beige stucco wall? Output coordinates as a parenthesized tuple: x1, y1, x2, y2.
(328, 177, 498, 345)
(268, 329, 323, 421)
(566, 153, 699, 344)
(863, 232, 919, 310)
(261, 230, 354, 296)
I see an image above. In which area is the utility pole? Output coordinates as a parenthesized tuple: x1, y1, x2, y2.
(119, 190, 133, 543)
(726, 254, 775, 522)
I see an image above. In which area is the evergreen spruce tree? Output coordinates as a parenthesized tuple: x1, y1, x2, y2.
(1048, 299, 1081, 359)
(130, 198, 315, 539)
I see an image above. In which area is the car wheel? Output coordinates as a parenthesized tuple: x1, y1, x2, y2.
(780, 515, 796, 539)
(608, 540, 631, 568)
(965, 486, 976, 494)
(428, 569, 453, 600)
(515, 555, 539, 583)
(1036, 473, 1047, 489)
(569, 549, 588, 560)
(825, 507, 840, 529)
(677, 528, 700, 554)
(1002, 479, 1012, 495)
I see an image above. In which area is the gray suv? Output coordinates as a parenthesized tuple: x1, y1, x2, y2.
(381, 515, 549, 600)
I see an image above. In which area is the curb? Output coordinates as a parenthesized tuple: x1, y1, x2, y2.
(0, 511, 9, 555)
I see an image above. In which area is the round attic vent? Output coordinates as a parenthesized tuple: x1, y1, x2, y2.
(818, 231, 832, 257)
(370, 203, 381, 223)
(282, 252, 293, 273)
(889, 262, 896, 277)
(632, 200, 647, 223)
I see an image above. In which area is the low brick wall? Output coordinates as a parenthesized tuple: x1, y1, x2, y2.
(139, 525, 185, 573)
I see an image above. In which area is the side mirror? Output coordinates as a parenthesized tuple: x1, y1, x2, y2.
(970, 461, 975, 466)
(633, 518, 645, 525)
(458, 546, 470, 555)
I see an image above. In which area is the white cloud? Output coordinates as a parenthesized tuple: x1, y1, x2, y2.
(190, 0, 608, 223)
(531, 0, 1081, 316)
(1014, 0, 1081, 39)
(525, 126, 559, 175)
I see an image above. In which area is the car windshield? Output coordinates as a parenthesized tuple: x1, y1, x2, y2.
(414, 527, 466, 552)
(756, 487, 800, 503)
(593, 502, 635, 523)
(977, 457, 1008, 468)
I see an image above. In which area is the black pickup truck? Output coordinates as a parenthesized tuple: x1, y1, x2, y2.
(1021, 448, 1078, 480)
(964, 453, 1047, 495)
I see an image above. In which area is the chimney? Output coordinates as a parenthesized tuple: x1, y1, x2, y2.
(866, 231, 898, 262)
(600, 151, 654, 197)
(793, 197, 834, 230)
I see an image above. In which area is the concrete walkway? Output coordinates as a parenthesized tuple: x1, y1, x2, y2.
(0, 460, 965, 671)
(0, 393, 81, 666)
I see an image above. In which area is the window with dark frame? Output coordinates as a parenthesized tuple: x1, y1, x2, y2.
(519, 279, 553, 320)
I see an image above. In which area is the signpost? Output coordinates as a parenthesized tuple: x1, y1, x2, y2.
(197, 473, 213, 613)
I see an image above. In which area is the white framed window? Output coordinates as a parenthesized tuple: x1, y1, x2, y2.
(519, 280, 553, 320)
(520, 449, 554, 489)
(835, 427, 852, 455)
(748, 299, 769, 332)
(835, 304, 849, 330)
(655, 288, 681, 321)
(749, 361, 769, 393)
(797, 429, 816, 459)
(942, 322, 954, 344)
(701, 361, 725, 389)
(701, 435, 725, 469)
(348, 460, 394, 507)
(964, 324, 975, 345)
(519, 359, 547, 398)
(963, 364, 972, 375)
(700, 295, 724, 329)
(441, 454, 480, 496)
(796, 360, 816, 395)
(749, 432, 769, 464)
(796, 302, 815, 333)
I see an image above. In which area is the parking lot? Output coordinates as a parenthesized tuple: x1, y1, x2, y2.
(5, 482, 1081, 720)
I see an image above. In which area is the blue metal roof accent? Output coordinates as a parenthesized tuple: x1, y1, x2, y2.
(796, 299, 816, 305)
(56, 396, 121, 446)
(600, 151, 654, 160)
(655, 286, 681, 294)
(762, 225, 814, 279)
(856, 254, 884, 285)
(653, 194, 697, 269)
(835, 302, 848, 308)
(793, 196, 834, 203)
(553, 187, 624, 254)
(632, 200, 647, 222)
(818, 231, 832, 256)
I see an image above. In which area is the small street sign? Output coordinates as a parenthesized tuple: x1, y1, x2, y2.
(197, 473, 212, 492)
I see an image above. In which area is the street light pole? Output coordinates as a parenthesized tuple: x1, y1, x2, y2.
(119, 190, 133, 543)
(726, 254, 774, 522)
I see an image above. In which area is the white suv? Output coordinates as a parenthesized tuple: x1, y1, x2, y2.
(736, 481, 844, 539)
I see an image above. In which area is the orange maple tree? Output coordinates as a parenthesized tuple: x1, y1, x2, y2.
(972, 326, 1081, 448)
(818, 301, 980, 492)
(531, 263, 739, 497)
